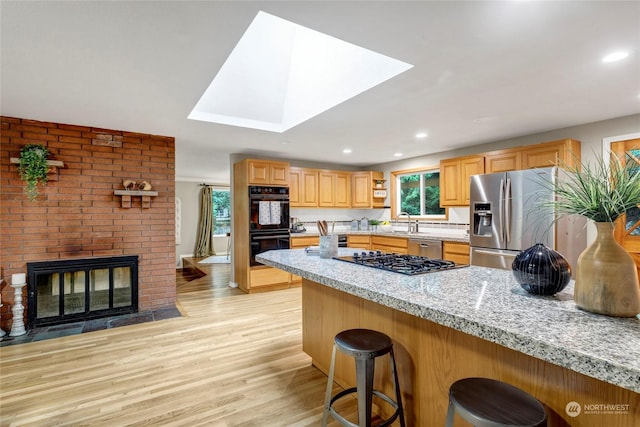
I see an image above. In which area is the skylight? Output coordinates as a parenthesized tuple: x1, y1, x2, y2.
(188, 11, 413, 132)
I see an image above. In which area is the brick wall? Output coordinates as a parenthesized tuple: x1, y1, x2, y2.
(0, 117, 176, 331)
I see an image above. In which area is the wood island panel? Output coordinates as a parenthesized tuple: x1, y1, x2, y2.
(302, 279, 639, 427)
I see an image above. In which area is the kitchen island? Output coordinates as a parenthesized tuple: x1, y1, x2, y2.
(257, 249, 639, 427)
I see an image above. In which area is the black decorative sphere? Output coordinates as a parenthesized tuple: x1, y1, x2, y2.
(512, 243, 571, 295)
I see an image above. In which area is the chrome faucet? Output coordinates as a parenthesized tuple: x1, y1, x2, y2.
(395, 212, 411, 232)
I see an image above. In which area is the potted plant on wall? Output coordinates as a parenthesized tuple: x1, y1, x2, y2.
(542, 152, 640, 317)
(17, 143, 50, 201)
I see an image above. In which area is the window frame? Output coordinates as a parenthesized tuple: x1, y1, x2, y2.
(211, 187, 231, 237)
(390, 166, 448, 220)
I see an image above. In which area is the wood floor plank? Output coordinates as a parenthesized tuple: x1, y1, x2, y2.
(0, 264, 361, 426)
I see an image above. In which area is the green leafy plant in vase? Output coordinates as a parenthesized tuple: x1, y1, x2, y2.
(18, 144, 50, 201)
(540, 152, 640, 317)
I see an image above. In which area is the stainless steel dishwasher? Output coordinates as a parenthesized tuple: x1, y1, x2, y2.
(408, 238, 442, 259)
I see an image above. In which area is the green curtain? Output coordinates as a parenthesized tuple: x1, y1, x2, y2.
(194, 186, 215, 257)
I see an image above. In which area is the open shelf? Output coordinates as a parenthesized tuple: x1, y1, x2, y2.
(10, 157, 64, 181)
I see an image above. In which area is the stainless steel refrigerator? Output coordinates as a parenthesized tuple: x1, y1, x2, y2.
(469, 167, 586, 273)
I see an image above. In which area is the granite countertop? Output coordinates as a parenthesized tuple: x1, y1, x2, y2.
(257, 248, 640, 393)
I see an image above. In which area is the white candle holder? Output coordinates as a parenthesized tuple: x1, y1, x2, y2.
(10, 274, 27, 337)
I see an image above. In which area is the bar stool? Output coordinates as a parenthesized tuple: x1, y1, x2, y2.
(445, 377, 547, 427)
(322, 329, 406, 427)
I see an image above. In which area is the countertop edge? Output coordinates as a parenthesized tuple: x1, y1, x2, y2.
(257, 253, 640, 393)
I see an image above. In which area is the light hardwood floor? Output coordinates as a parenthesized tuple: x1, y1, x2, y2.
(0, 263, 358, 426)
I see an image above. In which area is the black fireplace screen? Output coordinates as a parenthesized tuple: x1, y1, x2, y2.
(27, 256, 138, 328)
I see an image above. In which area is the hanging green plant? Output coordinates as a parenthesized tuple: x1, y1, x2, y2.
(17, 144, 50, 201)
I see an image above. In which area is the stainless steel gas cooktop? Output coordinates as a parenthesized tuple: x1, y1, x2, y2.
(334, 251, 468, 275)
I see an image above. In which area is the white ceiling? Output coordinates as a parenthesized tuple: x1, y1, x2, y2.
(2, 1, 639, 185)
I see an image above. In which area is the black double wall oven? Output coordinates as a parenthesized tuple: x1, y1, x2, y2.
(249, 186, 290, 266)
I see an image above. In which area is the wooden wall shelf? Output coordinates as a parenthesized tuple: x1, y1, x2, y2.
(10, 157, 65, 181)
(114, 190, 158, 209)
(10, 157, 64, 168)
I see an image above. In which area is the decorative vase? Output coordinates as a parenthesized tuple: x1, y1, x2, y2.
(512, 243, 572, 295)
(574, 222, 640, 317)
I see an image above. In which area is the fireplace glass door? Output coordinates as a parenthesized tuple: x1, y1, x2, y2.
(28, 256, 138, 328)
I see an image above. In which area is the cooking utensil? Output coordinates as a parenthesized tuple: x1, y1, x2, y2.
(317, 220, 328, 236)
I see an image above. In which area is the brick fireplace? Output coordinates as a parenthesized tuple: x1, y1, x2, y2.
(0, 117, 176, 332)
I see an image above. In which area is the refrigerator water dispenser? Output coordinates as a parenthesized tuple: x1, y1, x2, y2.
(473, 203, 493, 236)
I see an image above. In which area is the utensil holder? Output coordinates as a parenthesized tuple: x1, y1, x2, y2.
(319, 235, 338, 259)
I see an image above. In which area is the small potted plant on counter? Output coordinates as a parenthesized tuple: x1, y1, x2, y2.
(17, 143, 50, 201)
(368, 219, 381, 231)
(540, 152, 640, 317)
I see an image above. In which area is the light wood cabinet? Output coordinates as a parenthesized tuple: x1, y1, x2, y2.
(484, 139, 581, 173)
(249, 266, 291, 291)
(351, 171, 385, 208)
(440, 155, 485, 207)
(318, 171, 336, 207)
(485, 150, 521, 173)
(440, 139, 581, 207)
(443, 241, 470, 264)
(370, 235, 408, 254)
(351, 172, 372, 208)
(233, 158, 291, 293)
(318, 171, 352, 208)
(334, 172, 351, 208)
(247, 159, 289, 186)
(290, 236, 319, 248)
(520, 138, 581, 169)
(290, 167, 318, 207)
(347, 234, 370, 250)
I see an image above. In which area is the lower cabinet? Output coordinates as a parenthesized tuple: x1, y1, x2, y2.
(249, 266, 291, 291)
(370, 235, 408, 254)
(443, 241, 470, 264)
(347, 234, 371, 250)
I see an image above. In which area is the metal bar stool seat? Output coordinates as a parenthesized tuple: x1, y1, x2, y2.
(445, 377, 547, 427)
(322, 328, 406, 427)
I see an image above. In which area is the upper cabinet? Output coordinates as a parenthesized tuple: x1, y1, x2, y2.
(290, 167, 382, 208)
(520, 139, 581, 169)
(318, 170, 351, 208)
(440, 139, 581, 207)
(334, 172, 352, 208)
(484, 150, 521, 173)
(440, 155, 485, 206)
(247, 159, 290, 186)
(351, 171, 385, 208)
(290, 167, 318, 207)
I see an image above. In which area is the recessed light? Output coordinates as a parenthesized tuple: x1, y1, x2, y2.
(602, 51, 629, 63)
(394, 152, 403, 157)
(415, 132, 428, 139)
(343, 148, 352, 154)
